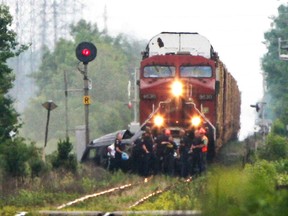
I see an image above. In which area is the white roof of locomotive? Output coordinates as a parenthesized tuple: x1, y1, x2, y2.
(147, 32, 212, 59)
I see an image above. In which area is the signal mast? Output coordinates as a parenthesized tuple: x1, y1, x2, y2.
(75, 42, 97, 146)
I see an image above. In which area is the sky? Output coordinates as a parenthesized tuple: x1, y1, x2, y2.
(83, 0, 286, 139)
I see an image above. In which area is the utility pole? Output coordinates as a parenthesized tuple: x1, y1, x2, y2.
(83, 63, 90, 146)
(75, 42, 97, 145)
(42, 100, 57, 162)
(64, 71, 69, 139)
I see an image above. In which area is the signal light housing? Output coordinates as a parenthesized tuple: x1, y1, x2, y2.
(76, 42, 97, 64)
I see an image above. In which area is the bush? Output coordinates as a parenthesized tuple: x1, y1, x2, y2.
(51, 138, 77, 172)
(202, 162, 288, 216)
(1, 138, 30, 178)
(259, 134, 288, 161)
(27, 143, 48, 178)
(271, 119, 286, 136)
(0, 206, 19, 216)
(29, 158, 47, 178)
(274, 159, 288, 173)
(274, 159, 288, 186)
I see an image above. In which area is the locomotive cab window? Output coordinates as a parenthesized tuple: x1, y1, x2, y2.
(143, 65, 176, 78)
(180, 66, 212, 78)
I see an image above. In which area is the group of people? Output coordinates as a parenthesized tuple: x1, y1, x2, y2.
(107, 127, 208, 178)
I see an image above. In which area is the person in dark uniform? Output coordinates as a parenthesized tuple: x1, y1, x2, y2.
(177, 129, 191, 178)
(190, 129, 206, 176)
(114, 132, 125, 171)
(141, 127, 155, 177)
(154, 128, 170, 174)
(163, 135, 178, 176)
(131, 137, 143, 174)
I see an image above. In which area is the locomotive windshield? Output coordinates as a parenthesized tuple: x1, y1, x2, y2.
(180, 66, 212, 78)
(143, 65, 176, 78)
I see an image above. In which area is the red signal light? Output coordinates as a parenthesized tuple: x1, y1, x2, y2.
(76, 42, 97, 64)
(82, 48, 91, 56)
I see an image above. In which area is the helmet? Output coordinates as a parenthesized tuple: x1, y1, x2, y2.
(199, 127, 206, 134)
(121, 152, 129, 160)
(164, 129, 171, 135)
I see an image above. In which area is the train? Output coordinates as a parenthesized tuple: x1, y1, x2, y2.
(82, 32, 241, 165)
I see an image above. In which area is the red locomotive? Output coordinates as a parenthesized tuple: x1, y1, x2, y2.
(138, 32, 241, 161)
(82, 32, 241, 165)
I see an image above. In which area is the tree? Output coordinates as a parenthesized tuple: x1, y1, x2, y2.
(262, 4, 288, 124)
(1, 138, 30, 178)
(0, 4, 27, 143)
(0, 5, 45, 183)
(51, 138, 77, 172)
(22, 19, 145, 145)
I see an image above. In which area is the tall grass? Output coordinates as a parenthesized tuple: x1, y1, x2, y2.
(202, 161, 288, 216)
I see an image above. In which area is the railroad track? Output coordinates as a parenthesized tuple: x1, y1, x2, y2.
(38, 209, 201, 215)
(56, 176, 154, 210)
(129, 176, 192, 208)
(57, 183, 135, 210)
(56, 175, 192, 210)
(36, 176, 198, 215)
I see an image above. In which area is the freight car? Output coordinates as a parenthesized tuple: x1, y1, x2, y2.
(82, 32, 241, 164)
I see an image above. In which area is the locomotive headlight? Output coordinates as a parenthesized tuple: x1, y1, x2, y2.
(154, 115, 164, 127)
(191, 116, 201, 127)
(171, 81, 183, 97)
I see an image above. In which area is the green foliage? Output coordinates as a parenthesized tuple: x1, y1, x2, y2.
(51, 138, 77, 172)
(22, 19, 145, 143)
(138, 185, 200, 211)
(271, 119, 287, 136)
(202, 162, 288, 216)
(274, 159, 288, 186)
(0, 4, 27, 144)
(0, 138, 30, 178)
(274, 159, 288, 173)
(0, 206, 20, 216)
(26, 142, 48, 178)
(262, 4, 288, 123)
(2, 188, 76, 209)
(1, 167, 142, 211)
(259, 133, 288, 161)
(132, 176, 202, 211)
(29, 157, 47, 178)
(0, 4, 34, 189)
(1, 163, 288, 215)
(57, 138, 73, 160)
(0, 138, 44, 181)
